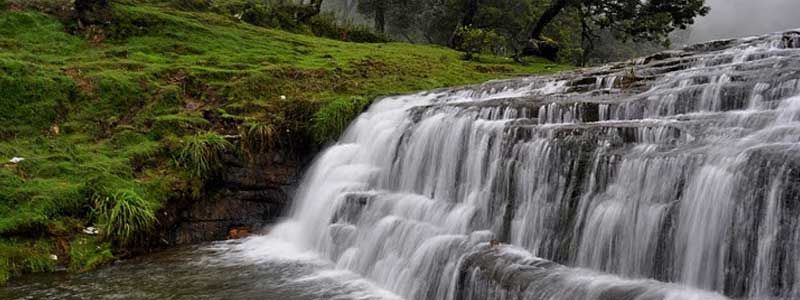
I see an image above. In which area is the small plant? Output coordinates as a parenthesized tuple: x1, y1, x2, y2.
(92, 188, 156, 246)
(239, 121, 276, 161)
(174, 132, 232, 178)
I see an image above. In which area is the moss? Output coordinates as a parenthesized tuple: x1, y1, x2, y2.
(312, 96, 372, 144)
(150, 112, 211, 138)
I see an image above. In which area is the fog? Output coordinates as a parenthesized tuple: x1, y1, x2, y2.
(690, 0, 800, 43)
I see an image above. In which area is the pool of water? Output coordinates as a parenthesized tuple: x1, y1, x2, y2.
(0, 236, 400, 300)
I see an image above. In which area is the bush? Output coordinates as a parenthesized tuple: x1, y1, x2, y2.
(455, 26, 506, 61)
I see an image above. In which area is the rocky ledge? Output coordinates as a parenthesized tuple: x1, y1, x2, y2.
(156, 151, 304, 246)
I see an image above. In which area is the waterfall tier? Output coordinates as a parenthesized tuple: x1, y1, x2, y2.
(259, 30, 800, 300)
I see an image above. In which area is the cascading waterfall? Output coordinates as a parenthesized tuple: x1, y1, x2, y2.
(243, 30, 800, 300)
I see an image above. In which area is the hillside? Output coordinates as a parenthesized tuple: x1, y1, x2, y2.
(0, 1, 570, 283)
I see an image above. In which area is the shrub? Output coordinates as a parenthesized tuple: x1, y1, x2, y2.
(455, 26, 506, 61)
(173, 131, 231, 178)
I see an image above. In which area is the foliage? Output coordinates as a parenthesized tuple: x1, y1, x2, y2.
(456, 26, 506, 60)
(344, 0, 706, 65)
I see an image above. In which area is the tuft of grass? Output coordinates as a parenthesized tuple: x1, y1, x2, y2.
(239, 121, 276, 161)
(173, 131, 232, 178)
(91, 188, 157, 246)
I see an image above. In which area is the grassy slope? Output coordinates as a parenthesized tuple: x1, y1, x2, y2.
(0, 3, 570, 283)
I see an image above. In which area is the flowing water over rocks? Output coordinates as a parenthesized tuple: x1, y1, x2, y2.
(268, 30, 800, 300)
(8, 30, 800, 300)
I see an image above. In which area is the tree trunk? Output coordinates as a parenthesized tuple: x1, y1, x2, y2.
(375, 0, 386, 33)
(296, 0, 324, 23)
(447, 0, 479, 48)
(528, 0, 573, 40)
(461, 0, 479, 27)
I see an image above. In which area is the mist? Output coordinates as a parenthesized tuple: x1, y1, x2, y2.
(689, 0, 800, 43)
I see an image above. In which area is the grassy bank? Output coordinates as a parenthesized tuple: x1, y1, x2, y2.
(0, 1, 570, 283)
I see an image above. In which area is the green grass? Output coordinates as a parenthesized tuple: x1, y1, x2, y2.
(173, 131, 232, 178)
(92, 188, 157, 246)
(0, 1, 570, 284)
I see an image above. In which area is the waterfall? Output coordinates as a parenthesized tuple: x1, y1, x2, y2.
(241, 30, 800, 299)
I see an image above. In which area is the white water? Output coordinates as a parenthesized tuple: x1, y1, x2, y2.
(236, 30, 800, 300)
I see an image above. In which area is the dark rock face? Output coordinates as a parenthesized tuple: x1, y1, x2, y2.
(158, 152, 302, 245)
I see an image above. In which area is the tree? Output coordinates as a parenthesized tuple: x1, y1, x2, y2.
(294, 0, 325, 23)
(528, 0, 709, 45)
(357, 0, 387, 33)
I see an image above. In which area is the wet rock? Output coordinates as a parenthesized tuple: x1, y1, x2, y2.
(225, 226, 252, 240)
(782, 31, 800, 49)
(157, 151, 303, 245)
